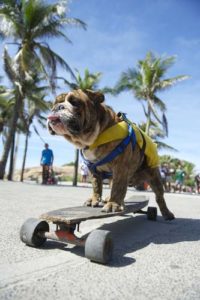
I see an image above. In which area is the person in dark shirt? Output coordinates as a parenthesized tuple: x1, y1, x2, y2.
(40, 143, 54, 184)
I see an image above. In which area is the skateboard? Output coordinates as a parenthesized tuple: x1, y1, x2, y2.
(20, 196, 157, 264)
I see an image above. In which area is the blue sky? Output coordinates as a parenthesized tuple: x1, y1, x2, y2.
(1, 0, 200, 171)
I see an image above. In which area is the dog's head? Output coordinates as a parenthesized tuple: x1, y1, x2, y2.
(47, 89, 105, 148)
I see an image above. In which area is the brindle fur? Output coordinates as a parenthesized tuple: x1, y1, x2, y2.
(48, 89, 175, 220)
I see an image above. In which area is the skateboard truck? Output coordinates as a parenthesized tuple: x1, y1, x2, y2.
(39, 225, 85, 247)
(37, 223, 84, 246)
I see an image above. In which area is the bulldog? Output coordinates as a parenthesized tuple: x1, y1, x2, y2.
(48, 89, 175, 220)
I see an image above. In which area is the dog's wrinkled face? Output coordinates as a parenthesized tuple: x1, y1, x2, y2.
(47, 89, 105, 147)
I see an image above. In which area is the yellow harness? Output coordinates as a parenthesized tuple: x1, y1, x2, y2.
(89, 121, 159, 168)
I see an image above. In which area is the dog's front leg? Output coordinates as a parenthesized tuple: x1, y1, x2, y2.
(102, 168, 128, 213)
(84, 174, 102, 207)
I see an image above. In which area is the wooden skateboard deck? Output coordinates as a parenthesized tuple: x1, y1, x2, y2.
(40, 195, 149, 225)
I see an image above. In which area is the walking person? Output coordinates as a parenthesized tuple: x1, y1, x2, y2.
(80, 161, 89, 183)
(40, 143, 54, 184)
(160, 164, 167, 191)
(175, 164, 185, 192)
(165, 163, 175, 192)
(195, 173, 200, 194)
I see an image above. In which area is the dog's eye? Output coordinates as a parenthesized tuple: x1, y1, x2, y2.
(58, 104, 65, 110)
(68, 97, 80, 108)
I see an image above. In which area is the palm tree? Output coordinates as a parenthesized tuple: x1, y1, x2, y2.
(58, 68, 102, 90)
(58, 68, 102, 186)
(0, 75, 45, 181)
(138, 121, 177, 152)
(0, 50, 23, 179)
(0, 0, 86, 179)
(20, 107, 48, 182)
(20, 82, 51, 182)
(115, 52, 188, 135)
(0, 76, 22, 181)
(0, 82, 12, 135)
(0, 0, 86, 85)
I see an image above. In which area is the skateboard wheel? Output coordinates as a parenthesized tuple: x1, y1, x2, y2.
(85, 230, 113, 264)
(20, 218, 49, 247)
(147, 207, 157, 221)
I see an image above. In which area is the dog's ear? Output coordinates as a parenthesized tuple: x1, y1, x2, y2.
(84, 89, 105, 104)
(54, 93, 68, 105)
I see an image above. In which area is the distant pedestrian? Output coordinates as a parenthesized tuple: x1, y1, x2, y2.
(160, 164, 167, 191)
(40, 143, 54, 184)
(195, 173, 200, 194)
(80, 161, 89, 183)
(165, 163, 175, 192)
(175, 165, 185, 192)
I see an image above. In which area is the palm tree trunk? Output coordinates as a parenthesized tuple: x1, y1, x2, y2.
(20, 127, 29, 182)
(13, 132, 20, 174)
(7, 133, 15, 181)
(73, 149, 79, 186)
(145, 101, 151, 136)
(0, 97, 20, 179)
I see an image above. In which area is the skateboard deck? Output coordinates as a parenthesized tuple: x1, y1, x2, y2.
(40, 195, 149, 225)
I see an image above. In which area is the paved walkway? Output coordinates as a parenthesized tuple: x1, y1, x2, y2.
(0, 181, 200, 300)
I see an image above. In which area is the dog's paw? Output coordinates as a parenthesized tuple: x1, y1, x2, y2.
(83, 199, 92, 207)
(101, 202, 124, 213)
(91, 200, 99, 207)
(101, 196, 109, 204)
(162, 210, 175, 221)
(83, 198, 100, 207)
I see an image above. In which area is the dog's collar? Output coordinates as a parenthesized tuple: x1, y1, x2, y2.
(89, 121, 128, 150)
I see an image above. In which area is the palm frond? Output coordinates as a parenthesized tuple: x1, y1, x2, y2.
(156, 140, 178, 152)
(101, 87, 116, 95)
(162, 113, 168, 137)
(36, 42, 75, 79)
(155, 75, 189, 91)
(59, 68, 103, 92)
(158, 55, 176, 73)
(28, 1, 86, 40)
(115, 51, 189, 141)
(0, 90, 15, 105)
(141, 103, 148, 117)
(152, 95, 166, 112)
(28, 95, 50, 111)
(37, 116, 47, 129)
(148, 98, 163, 124)
(32, 124, 46, 143)
(1, 0, 85, 89)
(3, 47, 17, 83)
(56, 76, 78, 89)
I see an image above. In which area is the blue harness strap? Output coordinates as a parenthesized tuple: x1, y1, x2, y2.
(81, 122, 136, 178)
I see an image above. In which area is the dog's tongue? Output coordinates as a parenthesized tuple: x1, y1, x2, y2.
(48, 114, 60, 121)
